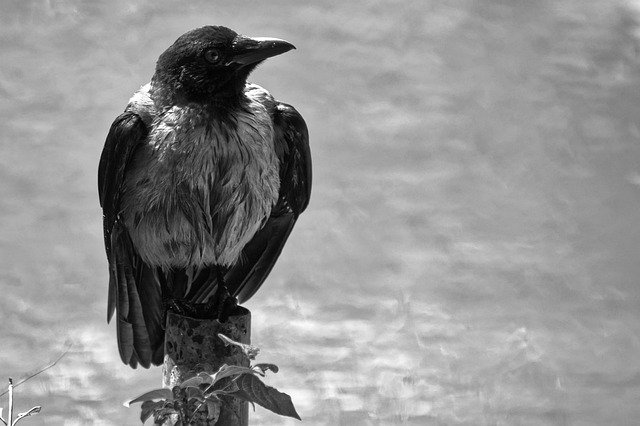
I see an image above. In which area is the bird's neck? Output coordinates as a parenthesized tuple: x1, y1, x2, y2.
(150, 75, 248, 111)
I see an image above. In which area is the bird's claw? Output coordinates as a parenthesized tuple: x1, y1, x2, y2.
(165, 287, 237, 322)
(205, 284, 237, 323)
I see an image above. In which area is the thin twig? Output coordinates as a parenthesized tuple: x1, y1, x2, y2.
(0, 345, 72, 398)
(7, 379, 13, 426)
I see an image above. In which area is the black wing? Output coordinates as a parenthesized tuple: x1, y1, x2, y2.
(98, 112, 163, 368)
(99, 112, 145, 261)
(226, 102, 312, 302)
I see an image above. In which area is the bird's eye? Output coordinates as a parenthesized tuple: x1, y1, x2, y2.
(204, 49, 221, 64)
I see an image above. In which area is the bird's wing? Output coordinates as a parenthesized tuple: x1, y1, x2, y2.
(98, 112, 145, 261)
(226, 102, 312, 302)
(98, 111, 163, 368)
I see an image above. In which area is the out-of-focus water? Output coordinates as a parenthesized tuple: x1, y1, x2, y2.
(2, 0, 640, 424)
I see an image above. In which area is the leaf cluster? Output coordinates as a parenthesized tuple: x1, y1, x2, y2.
(126, 334, 300, 425)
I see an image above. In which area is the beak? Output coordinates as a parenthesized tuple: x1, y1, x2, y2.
(229, 36, 296, 66)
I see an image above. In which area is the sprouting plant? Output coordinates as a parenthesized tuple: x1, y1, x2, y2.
(126, 334, 300, 425)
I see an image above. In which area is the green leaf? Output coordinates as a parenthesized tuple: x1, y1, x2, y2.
(205, 399, 220, 421)
(179, 377, 203, 388)
(252, 363, 279, 376)
(179, 372, 212, 388)
(124, 388, 174, 407)
(152, 407, 179, 426)
(184, 386, 204, 400)
(140, 401, 164, 424)
(217, 333, 260, 360)
(211, 364, 256, 384)
(230, 374, 301, 420)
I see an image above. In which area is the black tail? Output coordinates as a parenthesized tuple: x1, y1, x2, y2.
(108, 226, 164, 368)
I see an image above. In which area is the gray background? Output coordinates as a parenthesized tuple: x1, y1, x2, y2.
(1, 0, 640, 424)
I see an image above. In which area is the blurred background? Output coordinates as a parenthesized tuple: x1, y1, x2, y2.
(2, 0, 640, 424)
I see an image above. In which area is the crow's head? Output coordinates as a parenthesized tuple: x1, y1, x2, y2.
(151, 26, 295, 105)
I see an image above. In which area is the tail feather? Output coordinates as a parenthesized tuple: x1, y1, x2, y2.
(116, 316, 134, 366)
(137, 266, 165, 366)
(107, 267, 116, 323)
(184, 268, 219, 303)
(111, 225, 163, 368)
(123, 255, 152, 368)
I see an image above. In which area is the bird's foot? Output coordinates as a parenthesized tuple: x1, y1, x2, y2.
(165, 298, 200, 318)
(165, 295, 237, 322)
(203, 284, 238, 323)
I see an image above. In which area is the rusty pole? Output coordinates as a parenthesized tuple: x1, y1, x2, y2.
(162, 307, 251, 425)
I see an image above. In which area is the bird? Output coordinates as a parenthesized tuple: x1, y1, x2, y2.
(98, 26, 311, 368)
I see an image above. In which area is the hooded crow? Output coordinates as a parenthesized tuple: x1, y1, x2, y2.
(98, 26, 311, 368)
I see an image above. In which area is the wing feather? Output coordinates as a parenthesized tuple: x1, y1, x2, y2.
(99, 111, 163, 368)
(226, 102, 312, 302)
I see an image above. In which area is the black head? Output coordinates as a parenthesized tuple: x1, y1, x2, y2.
(150, 26, 295, 106)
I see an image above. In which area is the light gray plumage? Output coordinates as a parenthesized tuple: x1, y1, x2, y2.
(122, 83, 280, 270)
